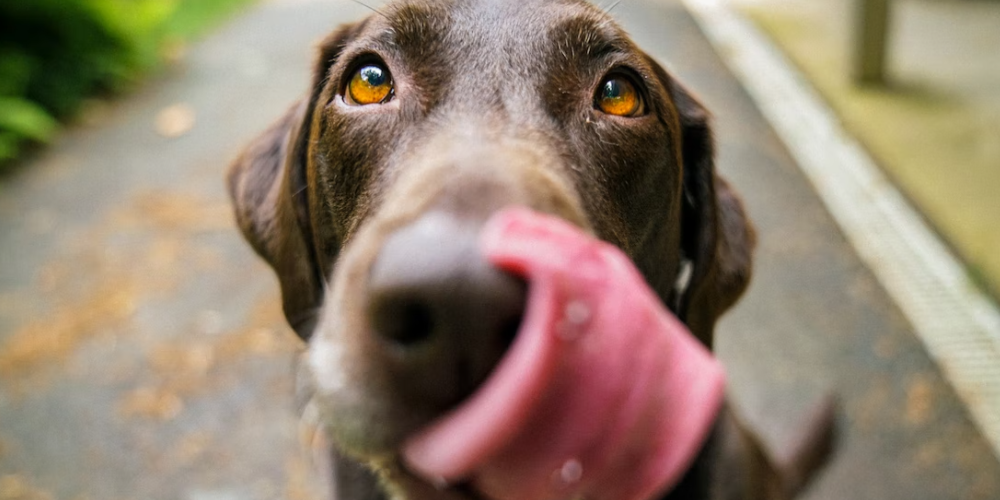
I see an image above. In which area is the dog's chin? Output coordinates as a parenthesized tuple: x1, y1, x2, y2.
(307, 346, 500, 500)
(374, 458, 492, 500)
(308, 387, 438, 461)
(307, 413, 494, 500)
(306, 332, 482, 464)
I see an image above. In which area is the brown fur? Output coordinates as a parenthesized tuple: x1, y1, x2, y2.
(227, 1, 832, 498)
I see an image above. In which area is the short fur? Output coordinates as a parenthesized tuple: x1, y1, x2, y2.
(227, 1, 832, 498)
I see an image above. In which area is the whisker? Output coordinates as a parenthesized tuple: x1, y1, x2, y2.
(349, 0, 390, 19)
(604, 0, 624, 14)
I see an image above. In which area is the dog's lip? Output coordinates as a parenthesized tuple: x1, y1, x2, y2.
(401, 208, 726, 500)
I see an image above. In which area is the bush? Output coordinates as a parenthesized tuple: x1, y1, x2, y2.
(0, 0, 176, 162)
(0, 0, 255, 165)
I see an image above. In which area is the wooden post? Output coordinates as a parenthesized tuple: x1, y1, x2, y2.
(854, 0, 892, 86)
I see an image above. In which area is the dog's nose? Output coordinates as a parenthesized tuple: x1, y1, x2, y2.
(366, 213, 526, 411)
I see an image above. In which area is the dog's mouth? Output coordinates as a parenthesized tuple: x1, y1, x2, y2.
(399, 208, 726, 500)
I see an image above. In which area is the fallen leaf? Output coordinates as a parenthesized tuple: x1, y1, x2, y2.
(154, 103, 196, 138)
(0, 475, 53, 500)
(118, 387, 185, 421)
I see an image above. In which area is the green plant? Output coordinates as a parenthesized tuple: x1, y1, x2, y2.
(0, 0, 258, 165)
(0, 0, 174, 162)
(0, 97, 58, 161)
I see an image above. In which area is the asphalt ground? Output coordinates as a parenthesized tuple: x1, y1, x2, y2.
(0, 0, 998, 499)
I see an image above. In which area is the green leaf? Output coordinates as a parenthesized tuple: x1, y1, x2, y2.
(0, 48, 35, 97)
(0, 132, 19, 162)
(0, 97, 58, 143)
(86, 0, 178, 41)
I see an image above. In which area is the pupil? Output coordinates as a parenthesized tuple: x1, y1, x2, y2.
(361, 66, 386, 87)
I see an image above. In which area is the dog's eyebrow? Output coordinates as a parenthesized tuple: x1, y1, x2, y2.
(548, 15, 630, 61)
(375, 3, 450, 57)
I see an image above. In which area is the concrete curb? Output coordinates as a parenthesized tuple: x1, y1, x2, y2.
(681, 0, 1000, 459)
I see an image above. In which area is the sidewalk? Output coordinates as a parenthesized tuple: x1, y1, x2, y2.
(1, 0, 998, 499)
(0, 1, 370, 497)
(730, 0, 1000, 299)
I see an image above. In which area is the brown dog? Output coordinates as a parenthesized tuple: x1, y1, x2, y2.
(227, 1, 832, 498)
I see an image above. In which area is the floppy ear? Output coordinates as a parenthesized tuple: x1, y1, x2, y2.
(662, 70, 756, 348)
(227, 22, 366, 340)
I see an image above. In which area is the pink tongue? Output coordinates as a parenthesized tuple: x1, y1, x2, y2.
(402, 208, 725, 500)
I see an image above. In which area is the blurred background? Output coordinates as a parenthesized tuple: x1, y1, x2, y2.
(0, 0, 998, 499)
(732, 0, 1000, 309)
(0, 0, 260, 165)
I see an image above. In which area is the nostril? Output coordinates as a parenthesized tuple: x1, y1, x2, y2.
(500, 314, 523, 350)
(371, 296, 436, 348)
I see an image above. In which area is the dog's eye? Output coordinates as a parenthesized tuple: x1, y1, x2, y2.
(347, 64, 393, 105)
(596, 76, 644, 117)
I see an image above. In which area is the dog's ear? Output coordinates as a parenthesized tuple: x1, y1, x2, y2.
(650, 58, 756, 347)
(227, 22, 366, 340)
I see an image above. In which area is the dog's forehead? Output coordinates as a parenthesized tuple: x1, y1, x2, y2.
(375, 0, 631, 62)
(382, 0, 613, 26)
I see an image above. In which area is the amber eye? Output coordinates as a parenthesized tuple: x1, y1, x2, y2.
(347, 64, 393, 105)
(596, 75, 643, 116)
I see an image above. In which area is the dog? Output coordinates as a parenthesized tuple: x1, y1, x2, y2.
(227, 0, 834, 498)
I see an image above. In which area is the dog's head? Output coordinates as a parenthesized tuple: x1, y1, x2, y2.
(229, 0, 753, 476)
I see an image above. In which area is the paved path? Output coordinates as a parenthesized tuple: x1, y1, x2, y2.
(0, 0, 997, 499)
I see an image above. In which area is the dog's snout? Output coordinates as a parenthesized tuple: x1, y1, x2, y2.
(366, 213, 526, 409)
